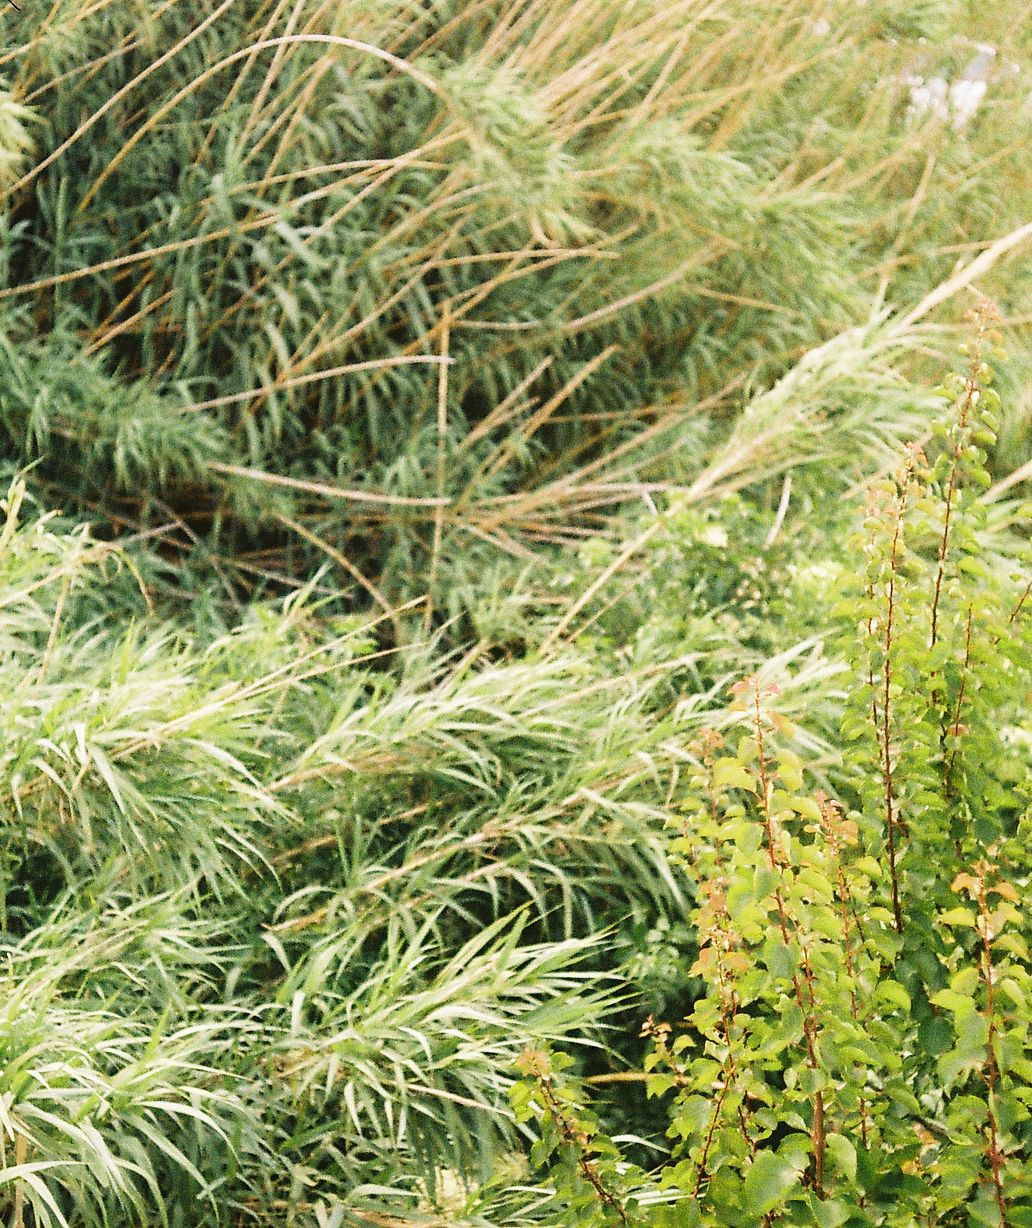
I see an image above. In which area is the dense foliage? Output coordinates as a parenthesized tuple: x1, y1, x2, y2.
(514, 320, 1032, 1225)
(0, 1, 1030, 1225)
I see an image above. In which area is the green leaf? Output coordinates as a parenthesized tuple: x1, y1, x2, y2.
(937, 907, 977, 928)
(999, 978, 1026, 1011)
(763, 936, 796, 981)
(929, 988, 975, 1015)
(789, 796, 822, 823)
(806, 1193, 850, 1227)
(874, 980, 911, 1012)
(742, 1151, 801, 1216)
(826, 1133, 856, 1184)
(713, 759, 756, 791)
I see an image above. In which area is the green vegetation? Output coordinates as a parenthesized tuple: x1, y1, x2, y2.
(0, 1, 1030, 1224)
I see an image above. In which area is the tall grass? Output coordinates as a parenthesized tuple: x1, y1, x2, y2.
(0, 0, 1028, 608)
(0, 478, 727, 1223)
(0, 3, 1030, 1225)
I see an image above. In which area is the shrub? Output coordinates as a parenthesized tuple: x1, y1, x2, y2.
(515, 320, 1032, 1225)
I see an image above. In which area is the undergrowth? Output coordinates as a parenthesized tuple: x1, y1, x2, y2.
(0, 3, 1031, 1227)
(512, 315, 1032, 1225)
(0, 0, 1029, 615)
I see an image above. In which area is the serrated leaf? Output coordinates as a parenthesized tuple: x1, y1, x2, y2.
(930, 988, 974, 1015)
(938, 907, 977, 928)
(875, 980, 910, 1012)
(742, 1151, 801, 1216)
(826, 1133, 856, 1183)
(713, 759, 756, 791)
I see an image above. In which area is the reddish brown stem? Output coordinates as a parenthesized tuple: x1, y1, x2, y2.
(943, 604, 974, 802)
(821, 798, 871, 1149)
(878, 468, 912, 935)
(974, 876, 1009, 1226)
(536, 1076, 628, 1225)
(751, 685, 826, 1198)
(694, 910, 753, 1190)
(930, 321, 986, 648)
(1004, 575, 1032, 628)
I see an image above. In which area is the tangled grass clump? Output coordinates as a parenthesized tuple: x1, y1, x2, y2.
(0, 3, 1031, 1225)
